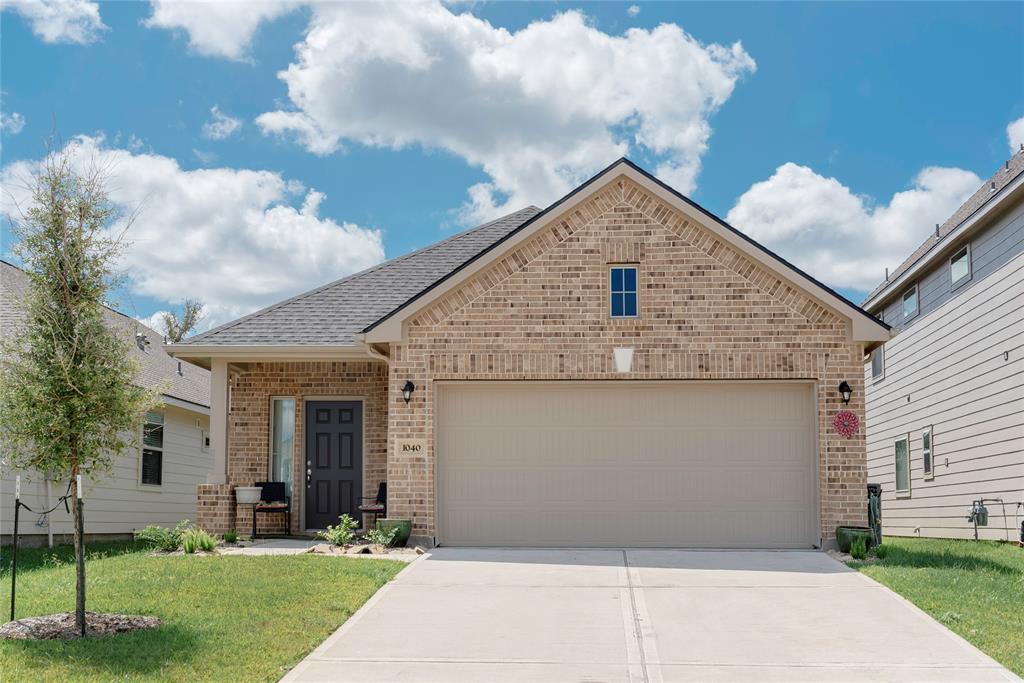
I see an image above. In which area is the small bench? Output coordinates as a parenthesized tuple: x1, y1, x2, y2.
(252, 481, 291, 538)
(358, 482, 387, 526)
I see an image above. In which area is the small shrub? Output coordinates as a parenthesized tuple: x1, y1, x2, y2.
(181, 527, 217, 554)
(223, 529, 239, 544)
(873, 543, 890, 559)
(363, 525, 398, 548)
(135, 520, 193, 552)
(316, 514, 359, 547)
(850, 535, 868, 560)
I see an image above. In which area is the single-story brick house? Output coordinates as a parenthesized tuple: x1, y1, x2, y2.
(168, 159, 889, 549)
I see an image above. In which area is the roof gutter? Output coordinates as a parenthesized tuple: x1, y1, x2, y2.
(164, 342, 388, 369)
(863, 169, 1024, 312)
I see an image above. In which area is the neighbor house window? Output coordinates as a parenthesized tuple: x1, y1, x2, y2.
(902, 284, 919, 319)
(922, 426, 933, 480)
(870, 346, 885, 381)
(141, 411, 164, 486)
(950, 244, 971, 288)
(271, 398, 295, 499)
(894, 435, 910, 495)
(609, 266, 638, 318)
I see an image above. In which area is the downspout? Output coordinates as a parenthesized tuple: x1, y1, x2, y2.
(364, 343, 391, 366)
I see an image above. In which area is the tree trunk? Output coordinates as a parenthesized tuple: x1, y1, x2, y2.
(71, 471, 86, 637)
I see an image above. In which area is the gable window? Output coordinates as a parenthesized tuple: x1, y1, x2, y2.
(870, 346, 885, 381)
(894, 435, 910, 495)
(271, 398, 295, 498)
(609, 266, 638, 318)
(950, 244, 971, 288)
(922, 426, 933, 480)
(902, 284, 919, 319)
(141, 411, 164, 486)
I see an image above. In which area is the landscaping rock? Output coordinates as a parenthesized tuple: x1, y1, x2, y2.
(0, 612, 161, 640)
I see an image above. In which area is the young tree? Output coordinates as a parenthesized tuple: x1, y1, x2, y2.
(161, 298, 205, 342)
(0, 147, 159, 635)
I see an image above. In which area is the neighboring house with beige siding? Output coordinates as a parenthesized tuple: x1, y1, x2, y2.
(169, 158, 889, 550)
(0, 260, 212, 546)
(862, 148, 1024, 541)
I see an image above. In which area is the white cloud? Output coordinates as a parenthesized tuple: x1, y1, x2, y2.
(726, 163, 981, 292)
(254, 2, 754, 223)
(627, 5, 640, 17)
(192, 148, 217, 165)
(201, 105, 242, 140)
(1, 135, 386, 328)
(1, 111, 26, 134)
(2, 0, 107, 44)
(144, 0, 301, 60)
(1008, 116, 1024, 154)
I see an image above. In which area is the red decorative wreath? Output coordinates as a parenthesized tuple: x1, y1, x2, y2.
(833, 410, 860, 438)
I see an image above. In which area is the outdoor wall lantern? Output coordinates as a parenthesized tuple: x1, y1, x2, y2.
(838, 381, 852, 405)
(402, 380, 416, 404)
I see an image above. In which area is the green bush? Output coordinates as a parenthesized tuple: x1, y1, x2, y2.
(874, 542, 890, 559)
(316, 514, 359, 547)
(181, 527, 217, 554)
(223, 529, 239, 544)
(362, 525, 398, 548)
(135, 520, 193, 552)
(850, 535, 868, 560)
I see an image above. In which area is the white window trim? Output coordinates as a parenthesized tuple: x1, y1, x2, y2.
(894, 434, 911, 497)
(608, 264, 639, 319)
(269, 396, 296, 498)
(901, 284, 919, 320)
(139, 411, 164, 489)
(922, 425, 934, 481)
(870, 345, 885, 382)
(950, 243, 972, 291)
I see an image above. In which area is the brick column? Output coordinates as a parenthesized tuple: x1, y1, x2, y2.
(197, 483, 235, 535)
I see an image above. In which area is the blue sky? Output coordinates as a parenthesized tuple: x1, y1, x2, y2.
(2, 1, 1022, 331)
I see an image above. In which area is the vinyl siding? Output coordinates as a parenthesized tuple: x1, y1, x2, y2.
(866, 251, 1024, 541)
(881, 199, 1024, 329)
(0, 405, 211, 539)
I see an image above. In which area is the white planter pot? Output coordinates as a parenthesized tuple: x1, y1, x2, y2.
(234, 486, 262, 505)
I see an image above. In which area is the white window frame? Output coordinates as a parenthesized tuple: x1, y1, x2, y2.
(270, 396, 296, 499)
(608, 264, 639, 319)
(901, 284, 919, 320)
(922, 426, 934, 480)
(949, 244, 972, 290)
(894, 435, 911, 497)
(870, 345, 885, 382)
(140, 411, 164, 488)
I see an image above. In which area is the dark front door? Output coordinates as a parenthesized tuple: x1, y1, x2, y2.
(305, 401, 363, 530)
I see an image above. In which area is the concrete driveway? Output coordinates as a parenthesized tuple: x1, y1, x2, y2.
(283, 548, 1017, 682)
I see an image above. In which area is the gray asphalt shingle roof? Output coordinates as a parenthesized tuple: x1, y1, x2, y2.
(1, 260, 210, 409)
(863, 147, 1024, 306)
(182, 206, 542, 347)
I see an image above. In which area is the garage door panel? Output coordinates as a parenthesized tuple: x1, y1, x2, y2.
(438, 383, 818, 548)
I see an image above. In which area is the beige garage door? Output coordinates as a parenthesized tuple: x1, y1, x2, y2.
(437, 382, 818, 548)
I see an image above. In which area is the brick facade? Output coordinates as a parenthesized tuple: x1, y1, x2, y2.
(199, 175, 869, 548)
(197, 361, 388, 535)
(386, 176, 867, 546)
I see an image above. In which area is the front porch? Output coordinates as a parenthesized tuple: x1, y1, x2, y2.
(197, 360, 391, 538)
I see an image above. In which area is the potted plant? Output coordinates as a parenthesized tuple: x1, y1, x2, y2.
(835, 526, 875, 554)
(376, 519, 412, 547)
(234, 485, 262, 505)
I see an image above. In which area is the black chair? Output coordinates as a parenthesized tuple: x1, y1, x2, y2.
(253, 481, 291, 538)
(358, 482, 387, 526)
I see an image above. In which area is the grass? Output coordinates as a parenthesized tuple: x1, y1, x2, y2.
(0, 540, 405, 682)
(849, 537, 1024, 676)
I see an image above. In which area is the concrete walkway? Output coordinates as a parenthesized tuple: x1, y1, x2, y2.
(282, 548, 1018, 682)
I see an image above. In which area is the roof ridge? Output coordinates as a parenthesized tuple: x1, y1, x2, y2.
(184, 206, 540, 344)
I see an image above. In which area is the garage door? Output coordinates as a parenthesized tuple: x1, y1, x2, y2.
(437, 382, 818, 548)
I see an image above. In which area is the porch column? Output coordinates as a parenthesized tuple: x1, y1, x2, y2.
(206, 358, 229, 484)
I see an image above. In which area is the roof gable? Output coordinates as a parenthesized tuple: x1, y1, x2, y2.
(366, 159, 890, 343)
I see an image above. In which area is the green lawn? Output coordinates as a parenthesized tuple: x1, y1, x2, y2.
(0, 541, 405, 682)
(849, 537, 1024, 676)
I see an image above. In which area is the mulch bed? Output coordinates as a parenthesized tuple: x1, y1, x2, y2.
(0, 612, 161, 640)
